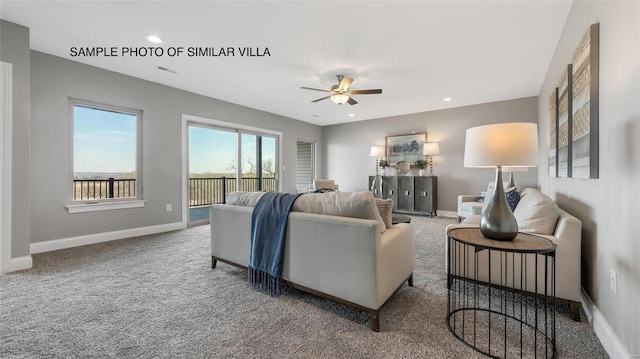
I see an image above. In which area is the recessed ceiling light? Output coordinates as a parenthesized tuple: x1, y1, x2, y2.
(443, 97, 452, 102)
(146, 35, 163, 44)
(348, 113, 355, 117)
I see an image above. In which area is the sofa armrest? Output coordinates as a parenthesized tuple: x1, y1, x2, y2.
(542, 210, 582, 302)
(376, 224, 415, 306)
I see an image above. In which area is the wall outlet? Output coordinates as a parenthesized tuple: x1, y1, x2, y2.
(166, 204, 172, 212)
(610, 269, 617, 295)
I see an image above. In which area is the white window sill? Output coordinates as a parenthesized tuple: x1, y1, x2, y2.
(66, 200, 146, 214)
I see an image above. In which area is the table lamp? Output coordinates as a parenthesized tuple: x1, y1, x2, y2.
(502, 167, 529, 188)
(370, 146, 385, 197)
(423, 142, 440, 176)
(463, 123, 539, 240)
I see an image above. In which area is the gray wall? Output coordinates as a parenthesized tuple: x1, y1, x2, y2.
(322, 97, 539, 212)
(538, 1, 639, 355)
(0, 20, 31, 258)
(30, 51, 323, 243)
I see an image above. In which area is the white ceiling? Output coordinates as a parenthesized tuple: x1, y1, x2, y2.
(1, 1, 572, 126)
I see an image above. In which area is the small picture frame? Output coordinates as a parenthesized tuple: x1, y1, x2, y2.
(385, 133, 427, 166)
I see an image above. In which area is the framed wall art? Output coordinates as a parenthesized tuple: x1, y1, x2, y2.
(548, 22, 599, 179)
(549, 88, 558, 177)
(385, 133, 426, 166)
(571, 23, 599, 179)
(557, 65, 571, 178)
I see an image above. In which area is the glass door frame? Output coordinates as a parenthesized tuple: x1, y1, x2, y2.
(181, 114, 282, 228)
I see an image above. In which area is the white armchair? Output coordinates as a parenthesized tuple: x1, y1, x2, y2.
(457, 181, 511, 222)
(457, 195, 484, 222)
(314, 179, 339, 191)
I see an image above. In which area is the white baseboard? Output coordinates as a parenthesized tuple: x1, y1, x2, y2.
(581, 288, 634, 358)
(3, 255, 33, 273)
(30, 222, 184, 254)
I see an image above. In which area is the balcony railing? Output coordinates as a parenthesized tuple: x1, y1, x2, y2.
(73, 178, 136, 201)
(189, 177, 277, 207)
(73, 176, 277, 206)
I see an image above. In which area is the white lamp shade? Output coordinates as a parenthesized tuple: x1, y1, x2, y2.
(464, 123, 539, 168)
(423, 142, 440, 155)
(370, 146, 384, 157)
(502, 166, 529, 172)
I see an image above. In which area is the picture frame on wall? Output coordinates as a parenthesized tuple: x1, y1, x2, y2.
(385, 133, 426, 166)
(548, 22, 599, 179)
(571, 22, 599, 179)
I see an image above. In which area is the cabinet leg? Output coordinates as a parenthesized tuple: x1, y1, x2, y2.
(211, 256, 217, 269)
(370, 310, 380, 332)
(408, 273, 414, 287)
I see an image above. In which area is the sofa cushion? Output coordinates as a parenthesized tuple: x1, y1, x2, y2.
(375, 198, 393, 229)
(292, 191, 387, 233)
(513, 188, 560, 235)
(226, 191, 265, 207)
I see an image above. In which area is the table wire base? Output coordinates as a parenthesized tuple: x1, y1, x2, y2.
(447, 238, 556, 358)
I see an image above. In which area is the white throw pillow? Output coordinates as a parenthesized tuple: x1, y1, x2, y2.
(375, 198, 393, 229)
(226, 191, 265, 207)
(513, 188, 560, 235)
(293, 191, 387, 233)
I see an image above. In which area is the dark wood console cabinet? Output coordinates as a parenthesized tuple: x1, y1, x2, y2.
(369, 176, 437, 217)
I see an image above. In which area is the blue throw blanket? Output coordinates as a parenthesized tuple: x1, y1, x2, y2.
(248, 192, 303, 296)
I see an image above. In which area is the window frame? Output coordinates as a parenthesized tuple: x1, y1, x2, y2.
(66, 98, 144, 213)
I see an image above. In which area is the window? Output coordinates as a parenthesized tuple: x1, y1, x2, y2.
(296, 140, 314, 191)
(71, 100, 142, 203)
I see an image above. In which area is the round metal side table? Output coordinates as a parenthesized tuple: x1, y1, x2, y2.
(447, 228, 557, 358)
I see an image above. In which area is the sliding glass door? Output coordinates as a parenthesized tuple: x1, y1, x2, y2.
(187, 124, 278, 224)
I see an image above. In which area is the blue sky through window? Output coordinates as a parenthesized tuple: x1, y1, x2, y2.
(189, 126, 237, 174)
(189, 126, 276, 175)
(73, 106, 136, 175)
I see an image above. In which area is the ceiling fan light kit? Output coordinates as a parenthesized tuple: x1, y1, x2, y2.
(301, 75, 382, 106)
(330, 94, 349, 105)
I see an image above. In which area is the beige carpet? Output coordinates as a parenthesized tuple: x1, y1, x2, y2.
(0, 216, 608, 358)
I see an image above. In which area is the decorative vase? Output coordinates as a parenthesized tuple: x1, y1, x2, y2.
(380, 168, 386, 176)
(479, 169, 518, 241)
(418, 169, 426, 176)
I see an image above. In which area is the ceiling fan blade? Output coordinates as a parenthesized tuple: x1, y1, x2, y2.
(338, 76, 353, 92)
(347, 97, 358, 105)
(311, 96, 331, 103)
(349, 89, 383, 95)
(301, 87, 331, 92)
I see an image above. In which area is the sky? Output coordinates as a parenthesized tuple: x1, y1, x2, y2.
(73, 105, 136, 174)
(189, 125, 276, 175)
(73, 105, 276, 176)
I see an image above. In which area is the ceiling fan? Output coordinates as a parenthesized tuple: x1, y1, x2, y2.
(301, 75, 382, 105)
